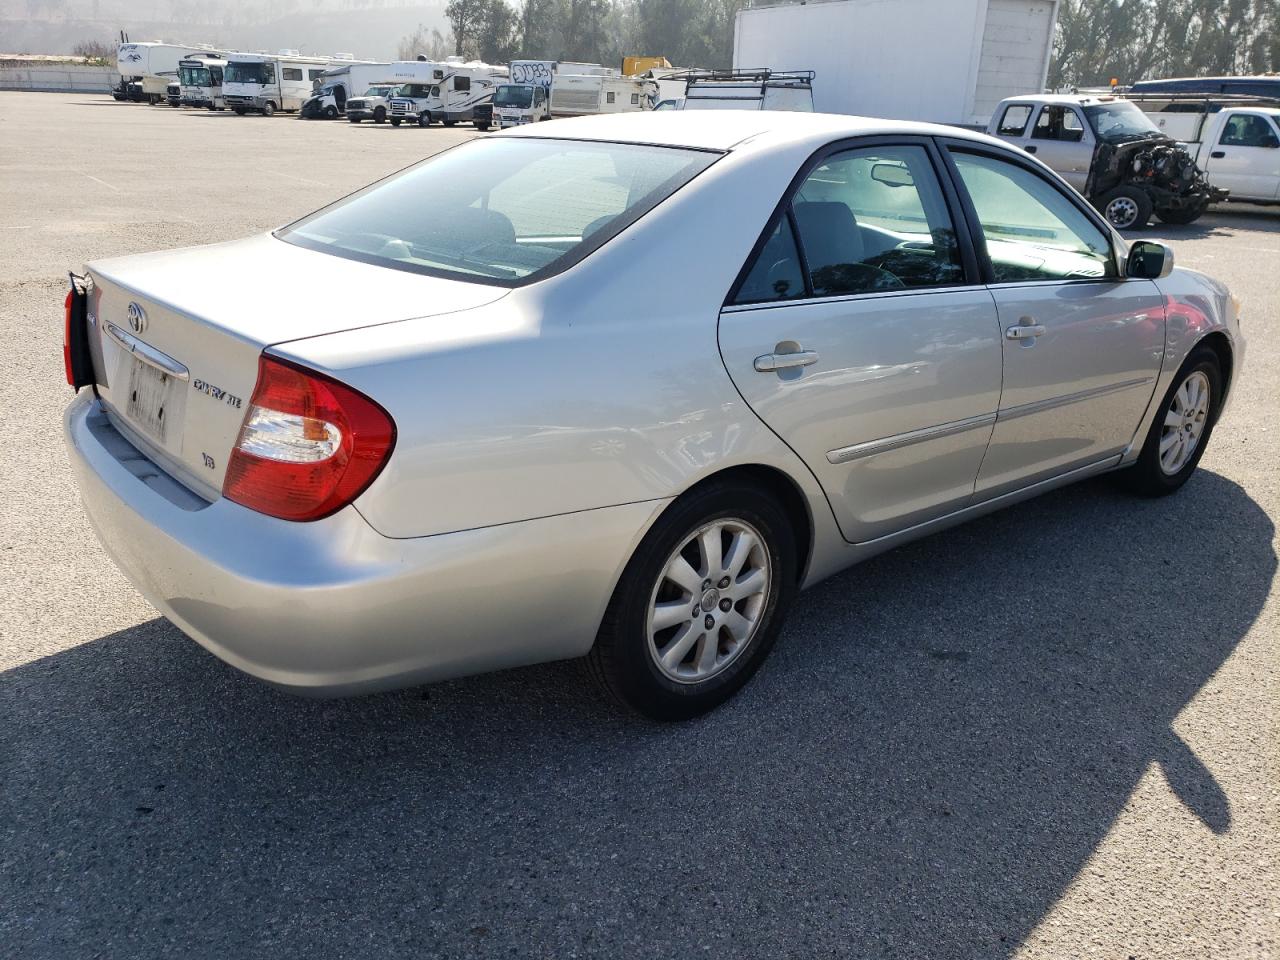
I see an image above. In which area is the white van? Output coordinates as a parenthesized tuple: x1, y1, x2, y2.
(223, 52, 340, 116)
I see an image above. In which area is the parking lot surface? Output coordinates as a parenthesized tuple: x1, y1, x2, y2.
(1, 93, 1276, 959)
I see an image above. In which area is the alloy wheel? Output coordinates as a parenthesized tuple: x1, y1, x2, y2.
(1159, 370, 1211, 475)
(646, 519, 771, 684)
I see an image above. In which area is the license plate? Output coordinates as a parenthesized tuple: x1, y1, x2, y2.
(125, 358, 174, 444)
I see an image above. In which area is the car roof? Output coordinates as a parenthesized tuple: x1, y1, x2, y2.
(1000, 93, 1119, 106)
(495, 109, 1002, 152)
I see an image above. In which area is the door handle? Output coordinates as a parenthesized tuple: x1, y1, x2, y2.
(754, 349, 819, 372)
(1024, 145, 1037, 154)
(1210, 150, 1226, 159)
(1005, 323, 1046, 341)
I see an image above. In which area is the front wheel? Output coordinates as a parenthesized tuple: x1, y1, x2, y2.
(1097, 186, 1153, 230)
(475, 121, 491, 131)
(1156, 205, 1206, 225)
(324, 105, 338, 120)
(261, 101, 276, 117)
(373, 106, 386, 123)
(587, 481, 797, 720)
(389, 117, 401, 127)
(1116, 346, 1222, 496)
(348, 116, 362, 123)
(232, 107, 246, 116)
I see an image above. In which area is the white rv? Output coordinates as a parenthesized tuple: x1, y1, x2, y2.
(301, 62, 394, 119)
(178, 56, 227, 110)
(223, 51, 341, 116)
(733, 0, 1059, 126)
(116, 41, 216, 104)
(539, 64, 646, 118)
(388, 58, 506, 128)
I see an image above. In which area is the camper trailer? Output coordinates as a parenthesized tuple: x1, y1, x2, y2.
(223, 51, 343, 116)
(301, 62, 395, 119)
(116, 41, 217, 104)
(178, 56, 227, 110)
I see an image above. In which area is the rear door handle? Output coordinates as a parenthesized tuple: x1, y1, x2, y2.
(1024, 145, 1038, 154)
(1005, 323, 1046, 341)
(754, 350, 819, 372)
(1210, 150, 1226, 159)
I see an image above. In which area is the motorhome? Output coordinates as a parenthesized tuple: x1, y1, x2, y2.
(388, 59, 506, 128)
(178, 56, 227, 110)
(223, 51, 344, 116)
(550, 66, 647, 118)
(116, 40, 218, 104)
(675, 69, 815, 112)
(301, 62, 394, 119)
(733, 0, 1059, 126)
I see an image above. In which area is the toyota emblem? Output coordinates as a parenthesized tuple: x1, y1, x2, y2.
(126, 302, 146, 334)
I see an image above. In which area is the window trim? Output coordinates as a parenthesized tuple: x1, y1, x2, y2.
(997, 103, 1035, 138)
(934, 137, 1121, 287)
(1030, 104, 1092, 144)
(724, 135, 983, 308)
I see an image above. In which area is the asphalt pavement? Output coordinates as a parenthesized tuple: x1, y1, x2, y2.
(0, 92, 1276, 959)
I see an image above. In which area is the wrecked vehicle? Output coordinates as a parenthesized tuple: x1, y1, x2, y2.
(988, 95, 1228, 228)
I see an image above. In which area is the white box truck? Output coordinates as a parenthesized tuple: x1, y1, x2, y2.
(733, 0, 1059, 126)
(223, 52, 347, 116)
(116, 41, 218, 104)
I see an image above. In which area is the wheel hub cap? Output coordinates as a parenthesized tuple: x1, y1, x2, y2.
(646, 518, 772, 684)
(1158, 370, 1211, 475)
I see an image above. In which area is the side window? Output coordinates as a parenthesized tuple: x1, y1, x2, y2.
(455, 76, 471, 93)
(606, 91, 616, 104)
(308, 69, 325, 81)
(263, 65, 276, 83)
(951, 151, 1116, 282)
(630, 93, 640, 105)
(1220, 114, 1279, 147)
(733, 218, 806, 305)
(998, 104, 1033, 137)
(1032, 106, 1086, 142)
(791, 145, 964, 296)
(282, 68, 303, 82)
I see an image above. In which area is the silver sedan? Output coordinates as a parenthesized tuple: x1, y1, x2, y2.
(64, 111, 1244, 719)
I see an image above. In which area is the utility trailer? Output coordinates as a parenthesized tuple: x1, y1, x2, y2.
(733, 0, 1059, 126)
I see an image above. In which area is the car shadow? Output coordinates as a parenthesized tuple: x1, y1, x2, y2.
(1140, 205, 1280, 240)
(1, 471, 1272, 958)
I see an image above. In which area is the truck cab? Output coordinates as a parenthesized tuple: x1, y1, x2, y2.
(345, 84, 399, 124)
(1138, 100, 1280, 204)
(493, 83, 550, 127)
(990, 94, 1227, 228)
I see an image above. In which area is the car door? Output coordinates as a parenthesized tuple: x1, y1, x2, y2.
(1026, 104, 1095, 193)
(1206, 112, 1280, 201)
(941, 143, 1166, 497)
(717, 138, 1003, 544)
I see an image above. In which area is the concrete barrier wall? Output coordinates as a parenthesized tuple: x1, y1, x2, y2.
(0, 65, 115, 93)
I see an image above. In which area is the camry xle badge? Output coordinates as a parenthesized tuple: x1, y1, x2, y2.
(126, 302, 147, 334)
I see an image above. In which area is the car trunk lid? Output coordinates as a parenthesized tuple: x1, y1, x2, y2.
(85, 233, 507, 499)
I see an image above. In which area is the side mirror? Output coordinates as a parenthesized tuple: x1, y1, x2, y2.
(1126, 240, 1175, 280)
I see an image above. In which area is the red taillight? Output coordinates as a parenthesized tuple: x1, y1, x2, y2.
(64, 290, 75, 386)
(223, 356, 396, 522)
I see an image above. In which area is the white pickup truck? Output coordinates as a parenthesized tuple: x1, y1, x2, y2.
(1138, 102, 1280, 205)
(989, 95, 1228, 228)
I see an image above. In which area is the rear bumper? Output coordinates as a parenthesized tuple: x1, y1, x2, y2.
(65, 392, 664, 695)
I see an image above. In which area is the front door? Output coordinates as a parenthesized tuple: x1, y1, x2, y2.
(1208, 112, 1280, 201)
(944, 146, 1166, 496)
(718, 141, 1003, 544)
(1026, 104, 1095, 193)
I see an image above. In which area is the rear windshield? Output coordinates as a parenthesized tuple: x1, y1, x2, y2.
(278, 137, 719, 286)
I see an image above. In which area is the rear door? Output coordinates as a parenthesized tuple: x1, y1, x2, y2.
(1206, 112, 1280, 201)
(717, 138, 1003, 544)
(941, 142, 1166, 497)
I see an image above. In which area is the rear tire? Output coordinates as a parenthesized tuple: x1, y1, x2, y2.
(587, 481, 797, 721)
(1097, 186, 1153, 230)
(1115, 346, 1222, 497)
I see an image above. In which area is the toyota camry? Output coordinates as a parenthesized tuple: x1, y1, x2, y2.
(64, 111, 1244, 719)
